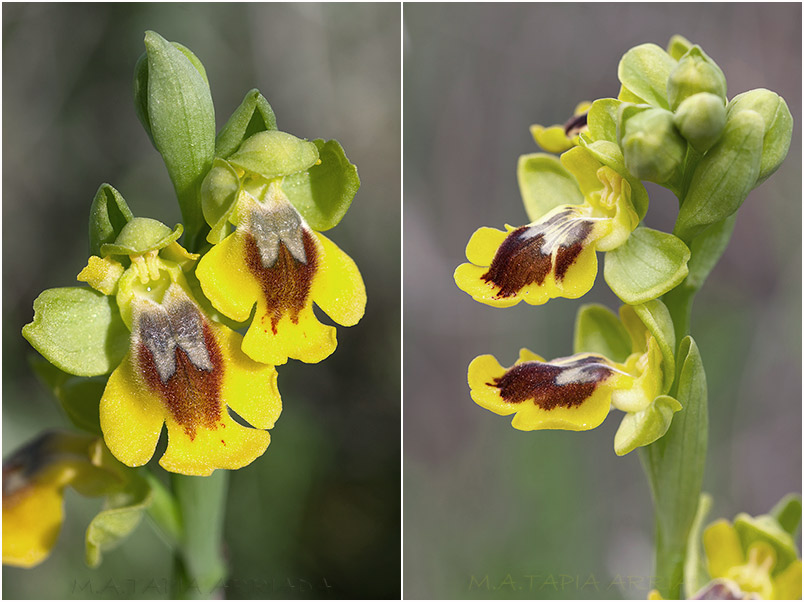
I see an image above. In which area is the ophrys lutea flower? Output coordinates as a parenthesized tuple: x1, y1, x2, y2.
(77, 218, 282, 476)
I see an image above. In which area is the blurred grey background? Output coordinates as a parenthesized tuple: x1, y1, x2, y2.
(3, 3, 400, 599)
(403, 3, 800, 599)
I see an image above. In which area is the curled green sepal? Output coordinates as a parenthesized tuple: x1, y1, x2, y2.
(89, 184, 134, 257)
(617, 43, 677, 109)
(727, 89, 793, 185)
(101, 218, 182, 257)
(614, 394, 682, 456)
(227, 130, 319, 180)
(85, 465, 152, 568)
(138, 31, 216, 243)
(770, 494, 802, 537)
(216, 89, 278, 159)
(674, 109, 764, 242)
(733, 513, 799, 575)
(684, 493, 714, 599)
(283, 138, 360, 231)
(623, 300, 676, 393)
(30, 359, 104, 435)
(22, 288, 129, 377)
(604, 227, 690, 306)
(201, 159, 241, 244)
(573, 303, 632, 363)
(517, 153, 583, 222)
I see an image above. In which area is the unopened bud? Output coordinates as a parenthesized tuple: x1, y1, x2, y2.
(674, 92, 727, 153)
(622, 108, 687, 184)
(667, 46, 727, 110)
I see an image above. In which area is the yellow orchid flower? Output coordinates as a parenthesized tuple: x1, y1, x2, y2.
(530, 101, 592, 153)
(454, 166, 638, 307)
(196, 177, 366, 366)
(78, 219, 282, 476)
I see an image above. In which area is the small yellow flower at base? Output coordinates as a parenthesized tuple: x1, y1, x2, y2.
(196, 183, 366, 366)
(468, 349, 634, 431)
(530, 101, 592, 153)
(100, 282, 282, 476)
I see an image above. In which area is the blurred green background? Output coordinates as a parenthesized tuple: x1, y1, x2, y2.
(3, 3, 400, 599)
(403, 3, 800, 599)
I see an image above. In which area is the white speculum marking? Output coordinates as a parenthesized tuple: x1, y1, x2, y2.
(248, 202, 307, 269)
(138, 297, 213, 383)
(523, 208, 602, 256)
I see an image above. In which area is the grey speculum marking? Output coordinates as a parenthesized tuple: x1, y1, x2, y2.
(139, 298, 213, 383)
(248, 202, 307, 268)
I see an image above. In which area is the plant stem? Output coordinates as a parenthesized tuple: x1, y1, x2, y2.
(170, 471, 229, 599)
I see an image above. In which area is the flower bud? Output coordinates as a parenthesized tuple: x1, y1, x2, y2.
(727, 88, 793, 183)
(674, 92, 727, 153)
(667, 46, 727, 110)
(622, 108, 687, 184)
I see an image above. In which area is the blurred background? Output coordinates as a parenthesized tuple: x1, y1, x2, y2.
(403, 3, 800, 599)
(3, 3, 400, 599)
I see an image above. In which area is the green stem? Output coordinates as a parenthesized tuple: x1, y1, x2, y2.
(170, 471, 229, 599)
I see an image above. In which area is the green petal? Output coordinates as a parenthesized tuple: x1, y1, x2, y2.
(201, 159, 241, 244)
(573, 303, 632, 363)
(22, 288, 129, 377)
(100, 218, 182, 256)
(517, 153, 583, 222)
(282, 138, 360, 231)
(617, 43, 677, 109)
(215, 89, 278, 159)
(88, 184, 134, 257)
(614, 394, 682, 455)
(604, 227, 690, 305)
(228, 130, 319, 180)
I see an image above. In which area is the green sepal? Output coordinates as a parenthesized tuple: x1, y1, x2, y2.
(283, 138, 360, 231)
(139, 31, 216, 244)
(639, 335, 707, 598)
(517, 153, 583, 222)
(727, 89, 794, 185)
(574, 139, 650, 220)
(733, 513, 799, 575)
(624, 299, 676, 393)
(22, 288, 129, 377)
(30, 358, 104, 435)
(617, 43, 677, 109)
(617, 84, 646, 104)
(201, 159, 241, 244)
(573, 303, 632, 363)
(604, 227, 690, 305)
(667, 34, 694, 61)
(685, 213, 737, 292)
(684, 493, 713, 599)
(227, 130, 319, 180)
(616, 102, 652, 146)
(101, 218, 182, 257)
(770, 494, 802, 537)
(216, 89, 278, 159)
(666, 46, 727, 111)
(586, 98, 621, 144)
(86, 469, 152, 568)
(89, 184, 134, 257)
(674, 109, 764, 242)
(614, 394, 682, 456)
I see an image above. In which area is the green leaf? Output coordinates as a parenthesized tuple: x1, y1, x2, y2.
(639, 335, 708, 598)
(89, 184, 134, 257)
(86, 473, 152, 568)
(283, 138, 360, 231)
(624, 299, 676, 394)
(618, 43, 677, 109)
(30, 359, 104, 434)
(227, 130, 319, 180)
(604, 227, 691, 305)
(685, 214, 736, 291)
(674, 109, 764, 242)
(22, 288, 129, 377)
(771, 494, 802, 538)
(586, 98, 621, 144)
(516, 153, 583, 222)
(614, 394, 682, 456)
(683, 493, 713, 599)
(573, 303, 632, 363)
(141, 31, 216, 244)
(216, 89, 278, 159)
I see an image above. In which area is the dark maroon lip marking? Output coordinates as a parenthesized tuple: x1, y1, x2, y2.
(490, 355, 614, 411)
(138, 307, 224, 441)
(245, 229, 318, 335)
(481, 210, 594, 298)
(564, 111, 589, 137)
